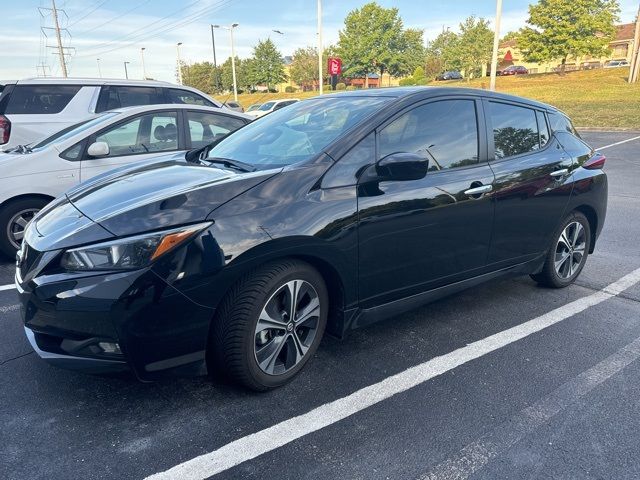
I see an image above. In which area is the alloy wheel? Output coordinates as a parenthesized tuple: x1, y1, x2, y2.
(254, 279, 321, 376)
(554, 221, 587, 279)
(7, 208, 39, 249)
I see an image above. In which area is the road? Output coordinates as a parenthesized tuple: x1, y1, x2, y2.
(1, 131, 639, 480)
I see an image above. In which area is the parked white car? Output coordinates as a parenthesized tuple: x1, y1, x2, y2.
(245, 98, 300, 118)
(604, 60, 630, 68)
(0, 77, 231, 150)
(0, 104, 250, 256)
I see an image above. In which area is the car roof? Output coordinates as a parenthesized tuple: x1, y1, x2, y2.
(12, 77, 174, 87)
(322, 86, 557, 112)
(108, 103, 252, 119)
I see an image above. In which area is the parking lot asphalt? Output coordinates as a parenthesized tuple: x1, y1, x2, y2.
(1, 131, 639, 480)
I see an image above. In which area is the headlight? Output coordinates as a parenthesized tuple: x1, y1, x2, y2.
(60, 222, 211, 271)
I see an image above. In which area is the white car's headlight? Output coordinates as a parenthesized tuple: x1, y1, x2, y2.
(60, 222, 211, 271)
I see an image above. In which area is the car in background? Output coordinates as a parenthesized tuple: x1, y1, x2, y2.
(498, 65, 528, 76)
(246, 103, 262, 113)
(0, 77, 233, 150)
(0, 104, 250, 256)
(246, 98, 300, 118)
(16, 87, 607, 390)
(435, 71, 463, 81)
(604, 60, 630, 68)
(224, 101, 244, 113)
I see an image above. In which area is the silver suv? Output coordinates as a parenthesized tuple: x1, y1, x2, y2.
(0, 78, 226, 149)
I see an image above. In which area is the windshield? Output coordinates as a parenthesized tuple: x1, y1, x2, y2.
(207, 96, 389, 169)
(32, 112, 119, 149)
(258, 102, 276, 111)
(247, 104, 261, 112)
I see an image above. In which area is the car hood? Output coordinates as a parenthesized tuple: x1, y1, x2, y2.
(28, 160, 280, 251)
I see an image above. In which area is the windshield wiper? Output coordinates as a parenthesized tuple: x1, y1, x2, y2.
(205, 157, 257, 173)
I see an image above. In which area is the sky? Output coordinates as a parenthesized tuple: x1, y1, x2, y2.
(1, 0, 638, 82)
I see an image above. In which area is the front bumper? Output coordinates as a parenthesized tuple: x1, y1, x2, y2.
(16, 254, 215, 380)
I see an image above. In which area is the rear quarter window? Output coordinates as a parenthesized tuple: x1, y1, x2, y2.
(5, 85, 81, 114)
(548, 111, 579, 137)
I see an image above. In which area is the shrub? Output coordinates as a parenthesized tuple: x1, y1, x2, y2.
(268, 88, 278, 93)
(335, 82, 346, 90)
(345, 85, 357, 91)
(284, 85, 297, 93)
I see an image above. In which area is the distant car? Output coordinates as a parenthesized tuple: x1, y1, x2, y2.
(246, 99, 300, 118)
(224, 101, 244, 113)
(604, 60, 630, 68)
(0, 104, 250, 256)
(246, 103, 262, 112)
(436, 71, 463, 81)
(498, 66, 528, 76)
(0, 77, 234, 150)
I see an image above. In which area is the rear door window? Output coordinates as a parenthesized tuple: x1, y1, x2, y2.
(5, 85, 81, 114)
(97, 86, 164, 112)
(488, 102, 541, 159)
(186, 111, 246, 148)
(167, 88, 215, 107)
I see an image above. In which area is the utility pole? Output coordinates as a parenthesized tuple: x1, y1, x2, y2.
(213, 24, 239, 102)
(629, 5, 640, 84)
(140, 47, 147, 80)
(210, 25, 219, 92)
(51, 0, 68, 77)
(317, 0, 323, 94)
(123, 61, 130, 79)
(96, 58, 102, 78)
(176, 42, 183, 85)
(489, 0, 503, 91)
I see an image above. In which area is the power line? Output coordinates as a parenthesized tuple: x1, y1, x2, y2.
(76, 0, 235, 58)
(68, 0, 109, 27)
(74, 0, 152, 36)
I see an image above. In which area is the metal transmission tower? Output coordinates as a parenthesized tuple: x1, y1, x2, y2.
(39, 0, 75, 77)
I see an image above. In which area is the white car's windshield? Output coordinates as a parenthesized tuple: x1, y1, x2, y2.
(258, 102, 276, 111)
(207, 96, 389, 169)
(32, 112, 119, 150)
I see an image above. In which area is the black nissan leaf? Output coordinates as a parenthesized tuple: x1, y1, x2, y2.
(16, 87, 607, 390)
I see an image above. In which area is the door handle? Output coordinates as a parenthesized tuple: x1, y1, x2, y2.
(464, 184, 493, 196)
(550, 168, 569, 178)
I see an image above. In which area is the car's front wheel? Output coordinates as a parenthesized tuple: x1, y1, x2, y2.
(531, 211, 591, 288)
(209, 259, 328, 391)
(0, 197, 49, 258)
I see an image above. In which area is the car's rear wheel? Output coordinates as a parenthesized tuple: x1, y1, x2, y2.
(209, 259, 328, 391)
(0, 197, 49, 258)
(531, 211, 591, 288)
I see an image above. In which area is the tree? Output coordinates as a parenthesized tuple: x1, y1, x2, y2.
(250, 38, 287, 90)
(425, 30, 460, 77)
(518, 0, 620, 73)
(180, 61, 217, 94)
(390, 28, 426, 79)
(500, 30, 521, 43)
(290, 46, 320, 89)
(337, 2, 409, 86)
(452, 16, 494, 79)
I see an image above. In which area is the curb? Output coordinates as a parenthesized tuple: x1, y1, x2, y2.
(577, 127, 640, 133)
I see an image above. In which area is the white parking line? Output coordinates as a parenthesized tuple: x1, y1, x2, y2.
(0, 284, 15, 292)
(420, 334, 640, 480)
(596, 134, 640, 151)
(0, 304, 19, 314)
(145, 267, 640, 480)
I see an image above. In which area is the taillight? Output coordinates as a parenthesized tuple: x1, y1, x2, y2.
(583, 153, 606, 170)
(0, 114, 10, 145)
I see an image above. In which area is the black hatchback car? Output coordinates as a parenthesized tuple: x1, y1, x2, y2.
(16, 87, 607, 390)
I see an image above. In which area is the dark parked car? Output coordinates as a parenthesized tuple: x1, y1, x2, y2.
(498, 65, 529, 76)
(436, 71, 463, 81)
(16, 88, 607, 391)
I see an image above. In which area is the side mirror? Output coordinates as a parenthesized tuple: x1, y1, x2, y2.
(87, 141, 110, 157)
(376, 152, 428, 181)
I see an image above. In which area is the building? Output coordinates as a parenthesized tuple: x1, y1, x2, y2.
(498, 23, 636, 73)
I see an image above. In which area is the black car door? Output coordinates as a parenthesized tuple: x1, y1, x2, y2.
(357, 97, 495, 308)
(484, 100, 575, 267)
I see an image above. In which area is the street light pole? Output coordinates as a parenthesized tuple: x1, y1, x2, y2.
(176, 42, 183, 85)
(123, 61, 130, 79)
(140, 47, 147, 80)
(213, 23, 239, 102)
(317, 0, 323, 94)
(489, 0, 503, 91)
(96, 58, 102, 78)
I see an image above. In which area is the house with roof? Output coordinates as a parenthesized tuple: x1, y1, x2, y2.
(498, 23, 636, 73)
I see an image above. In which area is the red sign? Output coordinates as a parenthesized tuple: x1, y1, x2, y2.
(328, 57, 342, 76)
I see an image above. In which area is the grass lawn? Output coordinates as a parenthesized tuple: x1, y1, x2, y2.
(215, 68, 640, 129)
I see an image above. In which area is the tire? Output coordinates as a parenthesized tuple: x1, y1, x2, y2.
(0, 197, 49, 258)
(209, 259, 328, 391)
(530, 211, 591, 288)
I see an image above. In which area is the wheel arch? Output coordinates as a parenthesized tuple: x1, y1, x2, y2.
(573, 204, 598, 254)
(0, 193, 55, 211)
